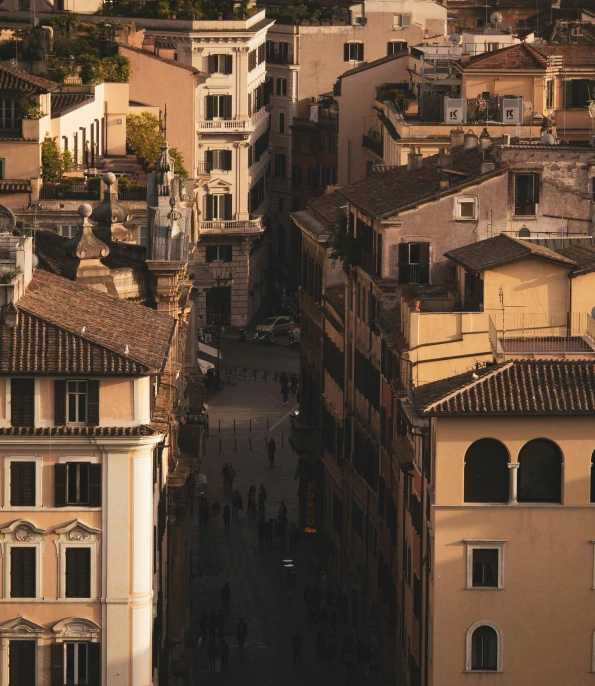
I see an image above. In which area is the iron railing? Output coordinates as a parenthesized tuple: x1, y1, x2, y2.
(362, 134, 383, 157)
(39, 180, 99, 200)
(117, 184, 147, 201)
(489, 312, 595, 354)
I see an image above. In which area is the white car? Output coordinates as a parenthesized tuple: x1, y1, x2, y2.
(255, 316, 295, 335)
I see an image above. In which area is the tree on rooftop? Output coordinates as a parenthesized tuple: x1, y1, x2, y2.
(126, 112, 188, 177)
(41, 135, 72, 182)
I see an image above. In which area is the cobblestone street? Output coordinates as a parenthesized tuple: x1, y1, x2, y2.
(191, 352, 386, 686)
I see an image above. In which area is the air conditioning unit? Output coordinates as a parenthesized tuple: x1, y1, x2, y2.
(443, 97, 467, 125)
(498, 95, 522, 124)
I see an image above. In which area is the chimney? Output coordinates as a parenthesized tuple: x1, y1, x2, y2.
(479, 127, 491, 151)
(481, 161, 496, 173)
(501, 133, 511, 145)
(407, 147, 423, 171)
(464, 129, 479, 150)
(450, 125, 464, 148)
(437, 147, 452, 169)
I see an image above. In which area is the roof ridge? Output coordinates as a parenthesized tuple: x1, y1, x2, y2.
(423, 362, 514, 412)
(0, 63, 57, 91)
(15, 306, 150, 371)
(522, 41, 549, 67)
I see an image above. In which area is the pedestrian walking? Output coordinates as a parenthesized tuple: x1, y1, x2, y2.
(267, 438, 276, 466)
(222, 463, 229, 490)
(217, 608, 225, 640)
(223, 504, 231, 530)
(208, 609, 217, 643)
(258, 484, 267, 514)
(290, 374, 299, 395)
(211, 500, 221, 516)
(278, 500, 288, 519)
(228, 464, 236, 490)
(280, 371, 288, 388)
(281, 382, 289, 404)
(207, 639, 219, 671)
(292, 630, 303, 665)
(200, 610, 209, 644)
(200, 503, 210, 529)
(221, 581, 231, 613)
(277, 515, 287, 544)
(236, 617, 248, 653)
(232, 490, 241, 515)
(220, 639, 229, 671)
(247, 488, 256, 514)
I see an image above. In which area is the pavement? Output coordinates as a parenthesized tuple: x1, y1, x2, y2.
(191, 342, 387, 686)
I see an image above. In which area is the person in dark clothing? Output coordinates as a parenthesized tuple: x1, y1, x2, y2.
(228, 464, 236, 490)
(200, 610, 209, 644)
(221, 463, 229, 490)
(278, 501, 288, 519)
(221, 582, 231, 612)
(267, 438, 276, 466)
(279, 372, 288, 387)
(223, 504, 231, 530)
(207, 640, 219, 671)
(220, 639, 229, 671)
(200, 503, 209, 529)
(293, 630, 303, 665)
(236, 617, 248, 653)
(258, 484, 267, 514)
(217, 609, 225, 639)
(208, 610, 217, 643)
(281, 382, 289, 404)
(232, 490, 241, 515)
(290, 374, 299, 394)
(289, 524, 300, 555)
(277, 515, 287, 544)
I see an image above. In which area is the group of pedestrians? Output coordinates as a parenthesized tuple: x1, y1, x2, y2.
(221, 462, 236, 491)
(279, 372, 299, 405)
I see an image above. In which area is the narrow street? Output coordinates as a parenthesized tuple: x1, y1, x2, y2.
(191, 338, 384, 686)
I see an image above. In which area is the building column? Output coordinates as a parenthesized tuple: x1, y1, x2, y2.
(508, 463, 519, 504)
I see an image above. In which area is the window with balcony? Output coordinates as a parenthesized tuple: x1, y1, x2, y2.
(397, 243, 429, 284)
(205, 150, 232, 172)
(64, 642, 98, 685)
(344, 42, 364, 62)
(277, 78, 287, 96)
(514, 173, 539, 216)
(206, 194, 233, 221)
(393, 13, 411, 28)
(205, 95, 232, 121)
(208, 54, 233, 75)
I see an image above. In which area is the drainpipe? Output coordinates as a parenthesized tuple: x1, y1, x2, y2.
(40, 25, 53, 53)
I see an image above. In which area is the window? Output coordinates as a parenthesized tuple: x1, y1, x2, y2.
(388, 40, 407, 55)
(351, 500, 363, 538)
(205, 194, 232, 221)
(591, 450, 595, 503)
(206, 245, 232, 263)
(0, 158, 4, 180)
(10, 547, 35, 597)
(208, 54, 233, 75)
(277, 78, 287, 96)
(466, 543, 505, 589)
(0, 98, 16, 130)
(64, 642, 93, 685)
(67, 381, 88, 424)
(518, 438, 562, 503)
(292, 197, 300, 212)
(563, 79, 595, 109)
(514, 173, 539, 216)
(393, 13, 411, 28)
(10, 461, 35, 506)
(65, 548, 91, 598)
(9, 641, 35, 686)
(55, 463, 101, 507)
(464, 438, 509, 503)
(467, 622, 502, 671)
(518, 227, 531, 238)
(319, 134, 325, 152)
(140, 225, 148, 247)
(206, 149, 232, 172)
(10, 378, 34, 428)
(546, 79, 554, 110)
(274, 153, 286, 178)
(278, 197, 284, 214)
(205, 94, 232, 120)
(487, 42, 499, 51)
(328, 136, 335, 154)
(397, 243, 430, 284)
(413, 574, 421, 620)
(61, 225, 78, 238)
(344, 42, 364, 62)
(292, 165, 302, 186)
(248, 49, 257, 71)
(455, 197, 478, 220)
(308, 166, 319, 188)
(279, 112, 285, 134)
(326, 166, 337, 185)
(476, 17, 485, 27)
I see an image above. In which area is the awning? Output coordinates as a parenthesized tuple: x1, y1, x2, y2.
(198, 341, 222, 360)
(197, 357, 214, 374)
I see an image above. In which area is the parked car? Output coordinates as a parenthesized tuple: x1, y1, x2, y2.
(255, 315, 295, 335)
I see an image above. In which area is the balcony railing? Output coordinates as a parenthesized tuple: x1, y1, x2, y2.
(197, 118, 252, 132)
(359, 249, 379, 278)
(39, 180, 100, 200)
(117, 184, 147, 201)
(362, 134, 383, 157)
(489, 312, 595, 355)
(399, 264, 430, 285)
(266, 54, 294, 65)
(199, 218, 264, 233)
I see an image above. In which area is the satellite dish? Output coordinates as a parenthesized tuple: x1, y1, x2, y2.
(490, 11, 503, 27)
(450, 33, 461, 45)
(541, 131, 556, 145)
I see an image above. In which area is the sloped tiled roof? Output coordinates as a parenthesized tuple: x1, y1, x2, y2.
(339, 50, 407, 79)
(51, 92, 94, 117)
(0, 425, 159, 436)
(444, 233, 577, 271)
(338, 146, 502, 219)
(414, 360, 595, 415)
(0, 180, 31, 193)
(6, 270, 175, 374)
(0, 64, 57, 94)
(119, 44, 203, 74)
(464, 42, 595, 70)
(557, 242, 595, 272)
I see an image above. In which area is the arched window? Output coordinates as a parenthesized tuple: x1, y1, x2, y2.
(464, 439, 509, 503)
(518, 227, 531, 238)
(518, 439, 562, 503)
(466, 621, 503, 672)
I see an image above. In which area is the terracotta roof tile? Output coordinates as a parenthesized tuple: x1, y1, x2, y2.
(119, 44, 203, 74)
(0, 425, 159, 436)
(0, 64, 57, 94)
(51, 92, 94, 117)
(444, 233, 577, 271)
(414, 360, 595, 415)
(0, 180, 31, 193)
(10, 270, 175, 374)
(464, 42, 595, 70)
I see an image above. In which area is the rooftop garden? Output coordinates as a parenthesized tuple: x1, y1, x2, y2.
(376, 83, 416, 112)
(103, 0, 256, 20)
(262, 3, 346, 24)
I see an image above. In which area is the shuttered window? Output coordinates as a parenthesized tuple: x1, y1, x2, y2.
(205, 150, 232, 172)
(10, 547, 36, 597)
(10, 461, 36, 506)
(56, 380, 98, 426)
(10, 378, 34, 427)
(9, 640, 36, 686)
(208, 54, 233, 75)
(205, 95, 232, 120)
(344, 42, 364, 61)
(52, 642, 100, 686)
(55, 463, 101, 507)
(65, 548, 91, 598)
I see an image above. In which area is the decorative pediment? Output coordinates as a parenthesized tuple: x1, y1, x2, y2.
(205, 178, 232, 191)
(0, 520, 45, 541)
(53, 617, 101, 642)
(0, 617, 46, 635)
(54, 520, 100, 541)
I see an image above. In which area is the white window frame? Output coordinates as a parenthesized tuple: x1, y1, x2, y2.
(455, 196, 478, 221)
(0, 618, 45, 686)
(54, 520, 100, 601)
(3, 455, 43, 509)
(212, 94, 227, 121)
(465, 540, 505, 590)
(64, 641, 89, 684)
(465, 620, 503, 672)
(212, 195, 226, 220)
(347, 42, 363, 61)
(66, 380, 88, 426)
(393, 13, 411, 28)
(0, 520, 46, 600)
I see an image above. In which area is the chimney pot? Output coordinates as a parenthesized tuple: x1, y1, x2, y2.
(450, 125, 465, 148)
(464, 129, 479, 150)
(437, 147, 453, 169)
